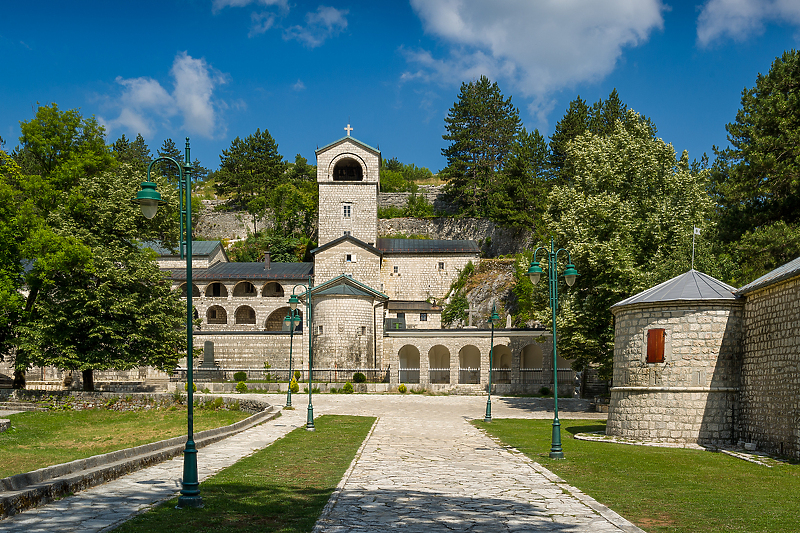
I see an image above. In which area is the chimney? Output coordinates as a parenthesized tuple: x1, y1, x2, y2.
(264, 251, 271, 270)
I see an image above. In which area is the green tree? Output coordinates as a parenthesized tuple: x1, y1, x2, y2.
(113, 133, 152, 171)
(215, 129, 285, 232)
(491, 127, 549, 228)
(156, 138, 183, 185)
(712, 49, 800, 283)
(517, 113, 718, 378)
(10, 105, 184, 389)
(440, 76, 522, 217)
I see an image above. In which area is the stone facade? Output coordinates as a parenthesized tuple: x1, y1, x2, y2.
(738, 275, 800, 458)
(607, 301, 743, 446)
(311, 295, 381, 369)
(314, 240, 382, 289)
(381, 252, 475, 302)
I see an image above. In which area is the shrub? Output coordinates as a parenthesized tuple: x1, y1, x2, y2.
(398, 383, 407, 394)
(539, 386, 551, 396)
(342, 382, 354, 394)
(294, 370, 302, 381)
(352, 372, 367, 383)
(233, 371, 247, 382)
(329, 387, 338, 394)
(184, 382, 197, 393)
(236, 381, 248, 393)
(289, 378, 300, 393)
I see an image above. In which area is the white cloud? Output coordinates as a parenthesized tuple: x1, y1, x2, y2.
(697, 0, 800, 46)
(249, 11, 277, 37)
(284, 6, 348, 48)
(406, 0, 665, 123)
(212, 0, 287, 15)
(103, 52, 226, 139)
(293, 79, 306, 91)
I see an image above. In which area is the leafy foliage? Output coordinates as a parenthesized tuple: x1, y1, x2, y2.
(712, 49, 800, 284)
(228, 232, 314, 263)
(440, 76, 522, 219)
(518, 113, 720, 378)
(441, 261, 476, 327)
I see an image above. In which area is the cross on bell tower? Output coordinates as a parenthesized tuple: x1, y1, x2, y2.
(344, 123, 353, 136)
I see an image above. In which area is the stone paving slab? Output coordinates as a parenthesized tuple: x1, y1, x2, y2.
(0, 394, 632, 533)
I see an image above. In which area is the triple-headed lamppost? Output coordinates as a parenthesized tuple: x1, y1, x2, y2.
(288, 282, 315, 431)
(132, 138, 202, 507)
(526, 238, 578, 460)
(484, 304, 501, 422)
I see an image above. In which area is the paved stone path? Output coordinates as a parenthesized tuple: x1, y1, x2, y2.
(0, 395, 643, 533)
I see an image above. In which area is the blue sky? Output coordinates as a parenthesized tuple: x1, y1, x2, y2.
(2, 0, 799, 173)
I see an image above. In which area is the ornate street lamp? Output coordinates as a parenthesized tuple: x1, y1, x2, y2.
(132, 138, 202, 507)
(526, 238, 578, 460)
(484, 304, 501, 422)
(283, 308, 298, 408)
(288, 283, 315, 431)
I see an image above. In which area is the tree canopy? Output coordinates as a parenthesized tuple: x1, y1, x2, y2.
(441, 76, 522, 218)
(712, 49, 800, 283)
(4, 105, 186, 388)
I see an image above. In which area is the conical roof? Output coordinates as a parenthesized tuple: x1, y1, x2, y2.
(612, 270, 738, 308)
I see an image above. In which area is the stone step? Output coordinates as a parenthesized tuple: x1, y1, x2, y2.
(0, 402, 47, 412)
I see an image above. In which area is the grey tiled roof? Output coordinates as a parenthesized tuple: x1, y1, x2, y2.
(386, 300, 442, 311)
(612, 270, 738, 308)
(306, 274, 388, 301)
(167, 262, 313, 281)
(315, 136, 380, 155)
(737, 256, 800, 295)
(376, 238, 480, 254)
(144, 240, 223, 257)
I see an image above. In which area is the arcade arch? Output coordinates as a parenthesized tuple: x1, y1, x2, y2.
(459, 345, 481, 384)
(262, 282, 284, 297)
(398, 345, 420, 384)
(235, 305, 256, 325)
(206, 305, 227, 325)
(428, 345, 450, 384)
(205, 282, 228, 298)
(179, 283, 200, 297)
(233, 281, 258, 297)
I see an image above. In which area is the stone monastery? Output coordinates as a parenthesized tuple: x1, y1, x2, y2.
(160, 133, 556, 393)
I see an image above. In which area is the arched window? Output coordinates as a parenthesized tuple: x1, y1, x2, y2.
(262, 282, 284, 297)
(206, 282, 228, 298)
(178, 283, 200, 297)
(206, 305, 227, 325)
(235, 305, 256, 325)
(332, 157, 363, 181)
(233, 281, 258, 297)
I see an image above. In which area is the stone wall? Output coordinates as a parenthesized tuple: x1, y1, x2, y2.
(378, 217, 534, 257)
(738, 275, 800, 458)
(381, 252, 478, 302)
(311, 295, 379, 369)
(192, 331, 303, 370)
(318, 183, 378, 246)
(607, 301, 743, 446)
(378, 185, 458, 215)
(315, 241, 381, 289)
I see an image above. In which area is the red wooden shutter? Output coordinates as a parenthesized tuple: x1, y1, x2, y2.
(647, 329, 665, 363)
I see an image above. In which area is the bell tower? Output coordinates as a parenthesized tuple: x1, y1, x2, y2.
(315, 128, 381, 247)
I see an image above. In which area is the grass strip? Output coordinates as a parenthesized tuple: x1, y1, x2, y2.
(0, 407, 251, 479)
(113, 414, 375, 533)
(476, 418, 800, 533)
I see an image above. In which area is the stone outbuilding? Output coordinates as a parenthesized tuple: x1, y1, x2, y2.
(606, 270, 743, 446)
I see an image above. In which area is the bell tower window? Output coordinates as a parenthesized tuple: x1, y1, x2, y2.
(333, 158, 363, 181)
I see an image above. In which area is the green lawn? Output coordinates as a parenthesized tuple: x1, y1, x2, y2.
(475, 419, 800, 533)
(0, 407, 251, 479)
(113, 415, 375, 533)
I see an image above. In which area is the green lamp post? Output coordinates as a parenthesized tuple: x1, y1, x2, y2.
(132, 138, 202, 508)
(288, 283, 315, 431)
(526, 238, 578, 460)
(484, 304, 502, 422)
(284, 307, 298, 408)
